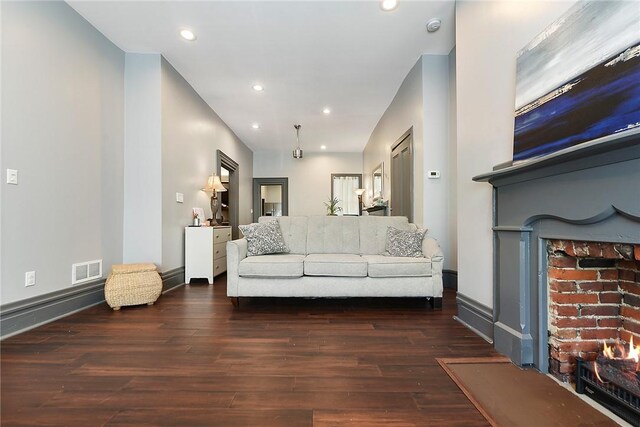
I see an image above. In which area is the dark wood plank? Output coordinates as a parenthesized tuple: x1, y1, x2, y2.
(106, 408, 312, 427)
(1, 276, 499, 426)
(313, 409, 488, 427)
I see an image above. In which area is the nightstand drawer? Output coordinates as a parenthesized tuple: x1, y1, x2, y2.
(214, 227, 231, 244)
(213, 242, 226, 260)
(214, 257, 227, 275)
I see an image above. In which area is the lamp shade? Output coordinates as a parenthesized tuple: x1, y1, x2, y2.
(355, 188, 366, 196)
(202, 175, 227, 193)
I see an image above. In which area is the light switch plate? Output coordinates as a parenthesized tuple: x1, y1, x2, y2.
(6, 169, 18, 185)
(176, 192, 184, 203)
(427, 170, 441, 179)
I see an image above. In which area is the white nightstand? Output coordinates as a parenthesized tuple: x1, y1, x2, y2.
(185, 226, 232, 284)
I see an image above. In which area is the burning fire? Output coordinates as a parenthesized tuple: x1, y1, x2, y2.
(593, 336, 640, 383)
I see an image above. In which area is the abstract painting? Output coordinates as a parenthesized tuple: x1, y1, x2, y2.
(513, 1, 640, 162)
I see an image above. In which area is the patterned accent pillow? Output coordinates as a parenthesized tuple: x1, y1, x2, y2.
(238, 221, 290, 256)
(385, 227, 427, 257)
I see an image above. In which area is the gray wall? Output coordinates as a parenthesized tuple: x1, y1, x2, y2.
(161, 58, 253, 271)
(363, 59, 422, 216)
(363, 55, 453, 269)
(253, 151, 363, 216)
(421, 55, 451, 270)
(123, 54, 162, 266)
(448, 47, 458, 271)
(1, 1, 125, 305)
(0, 2, 254, 310)
(455, 0, 575, 308)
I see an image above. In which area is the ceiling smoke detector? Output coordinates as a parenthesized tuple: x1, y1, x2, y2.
(426, 19, 441, 33)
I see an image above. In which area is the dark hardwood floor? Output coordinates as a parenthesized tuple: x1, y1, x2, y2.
(1, 276, 499, 426)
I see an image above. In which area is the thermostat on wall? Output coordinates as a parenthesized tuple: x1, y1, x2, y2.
(427, 170, 441, 179)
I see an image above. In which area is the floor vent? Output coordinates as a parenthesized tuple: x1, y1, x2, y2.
(72, 259, 102, 285)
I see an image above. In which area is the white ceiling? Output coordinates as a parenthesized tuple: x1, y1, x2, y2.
(68, 1, 455, 153)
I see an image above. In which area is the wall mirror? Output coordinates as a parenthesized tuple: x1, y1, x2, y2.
(372, 162, 383, 200)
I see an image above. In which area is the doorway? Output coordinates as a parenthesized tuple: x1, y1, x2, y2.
(331, 174, 362, 216)
(390, 129, 413, 222)
(217, 150, 240, 239)
(253, 178, 289, 222)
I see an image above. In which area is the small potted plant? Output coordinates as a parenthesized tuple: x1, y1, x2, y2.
(324, 196, 342, 216)
(192, 209, 201, 226)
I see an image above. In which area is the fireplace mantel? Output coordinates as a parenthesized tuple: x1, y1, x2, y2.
(474, 129, 640, 185)
(471, 132, 640, 372)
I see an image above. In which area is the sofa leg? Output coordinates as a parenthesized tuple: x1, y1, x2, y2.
(229, 297, 240, 308)
(429, 297, 442, 310)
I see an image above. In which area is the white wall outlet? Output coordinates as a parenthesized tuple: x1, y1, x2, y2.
(6, 169, 18, 185)
(427, 170, 441, 179)
(25, 271, 36, 287)
(176, 192, 184, 203)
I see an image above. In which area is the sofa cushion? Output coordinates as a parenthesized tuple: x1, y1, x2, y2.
(307, 216, 360, 254)
(359, 216, 413, 255)
(304, 253, 367, 277)
(259, 216, 308, 255)
(386, 227, 427, 257)
(363, 255, 432, 278)
(239, 254, 304, 278)
(239, 221, 289, 256)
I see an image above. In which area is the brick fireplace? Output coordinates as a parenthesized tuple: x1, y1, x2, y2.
(546, 239, 640, 382)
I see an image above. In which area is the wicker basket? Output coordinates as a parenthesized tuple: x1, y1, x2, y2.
(105, 263, 162, 310)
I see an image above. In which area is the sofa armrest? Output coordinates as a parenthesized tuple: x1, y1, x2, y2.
(422, 236, 443, 261)
(423, 236, 444, 298)
(226, 238, 248, 296)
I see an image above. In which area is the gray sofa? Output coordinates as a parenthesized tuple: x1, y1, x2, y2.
(226, 215, 444, 308)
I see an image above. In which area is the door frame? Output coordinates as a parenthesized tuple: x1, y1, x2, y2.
(253, 177, 289, 222)
(216, 150, 239, 239)
(390, 127, 413, 222)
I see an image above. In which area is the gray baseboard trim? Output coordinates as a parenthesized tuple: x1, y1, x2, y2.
(161, 267, 185, 293)
(443, 269, 457, 290)
(455, 292, 494, 343)
(1, 266, 186, 340)
(0, 279, 106, 340)
(494, 321, 534, 366)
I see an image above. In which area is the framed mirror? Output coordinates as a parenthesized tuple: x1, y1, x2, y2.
(372, 162, 383, 200)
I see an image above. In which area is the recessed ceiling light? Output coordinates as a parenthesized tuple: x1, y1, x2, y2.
(251, 123, 260, 129)
(179, 29, 197, 41)
(380, 0, 398, 12)
(320, 145, 327, 150)
(252, 84, 264, 92)
(322, 108, 331, 115)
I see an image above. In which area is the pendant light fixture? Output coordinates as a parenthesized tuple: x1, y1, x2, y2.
(292, 124, 303, 159)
